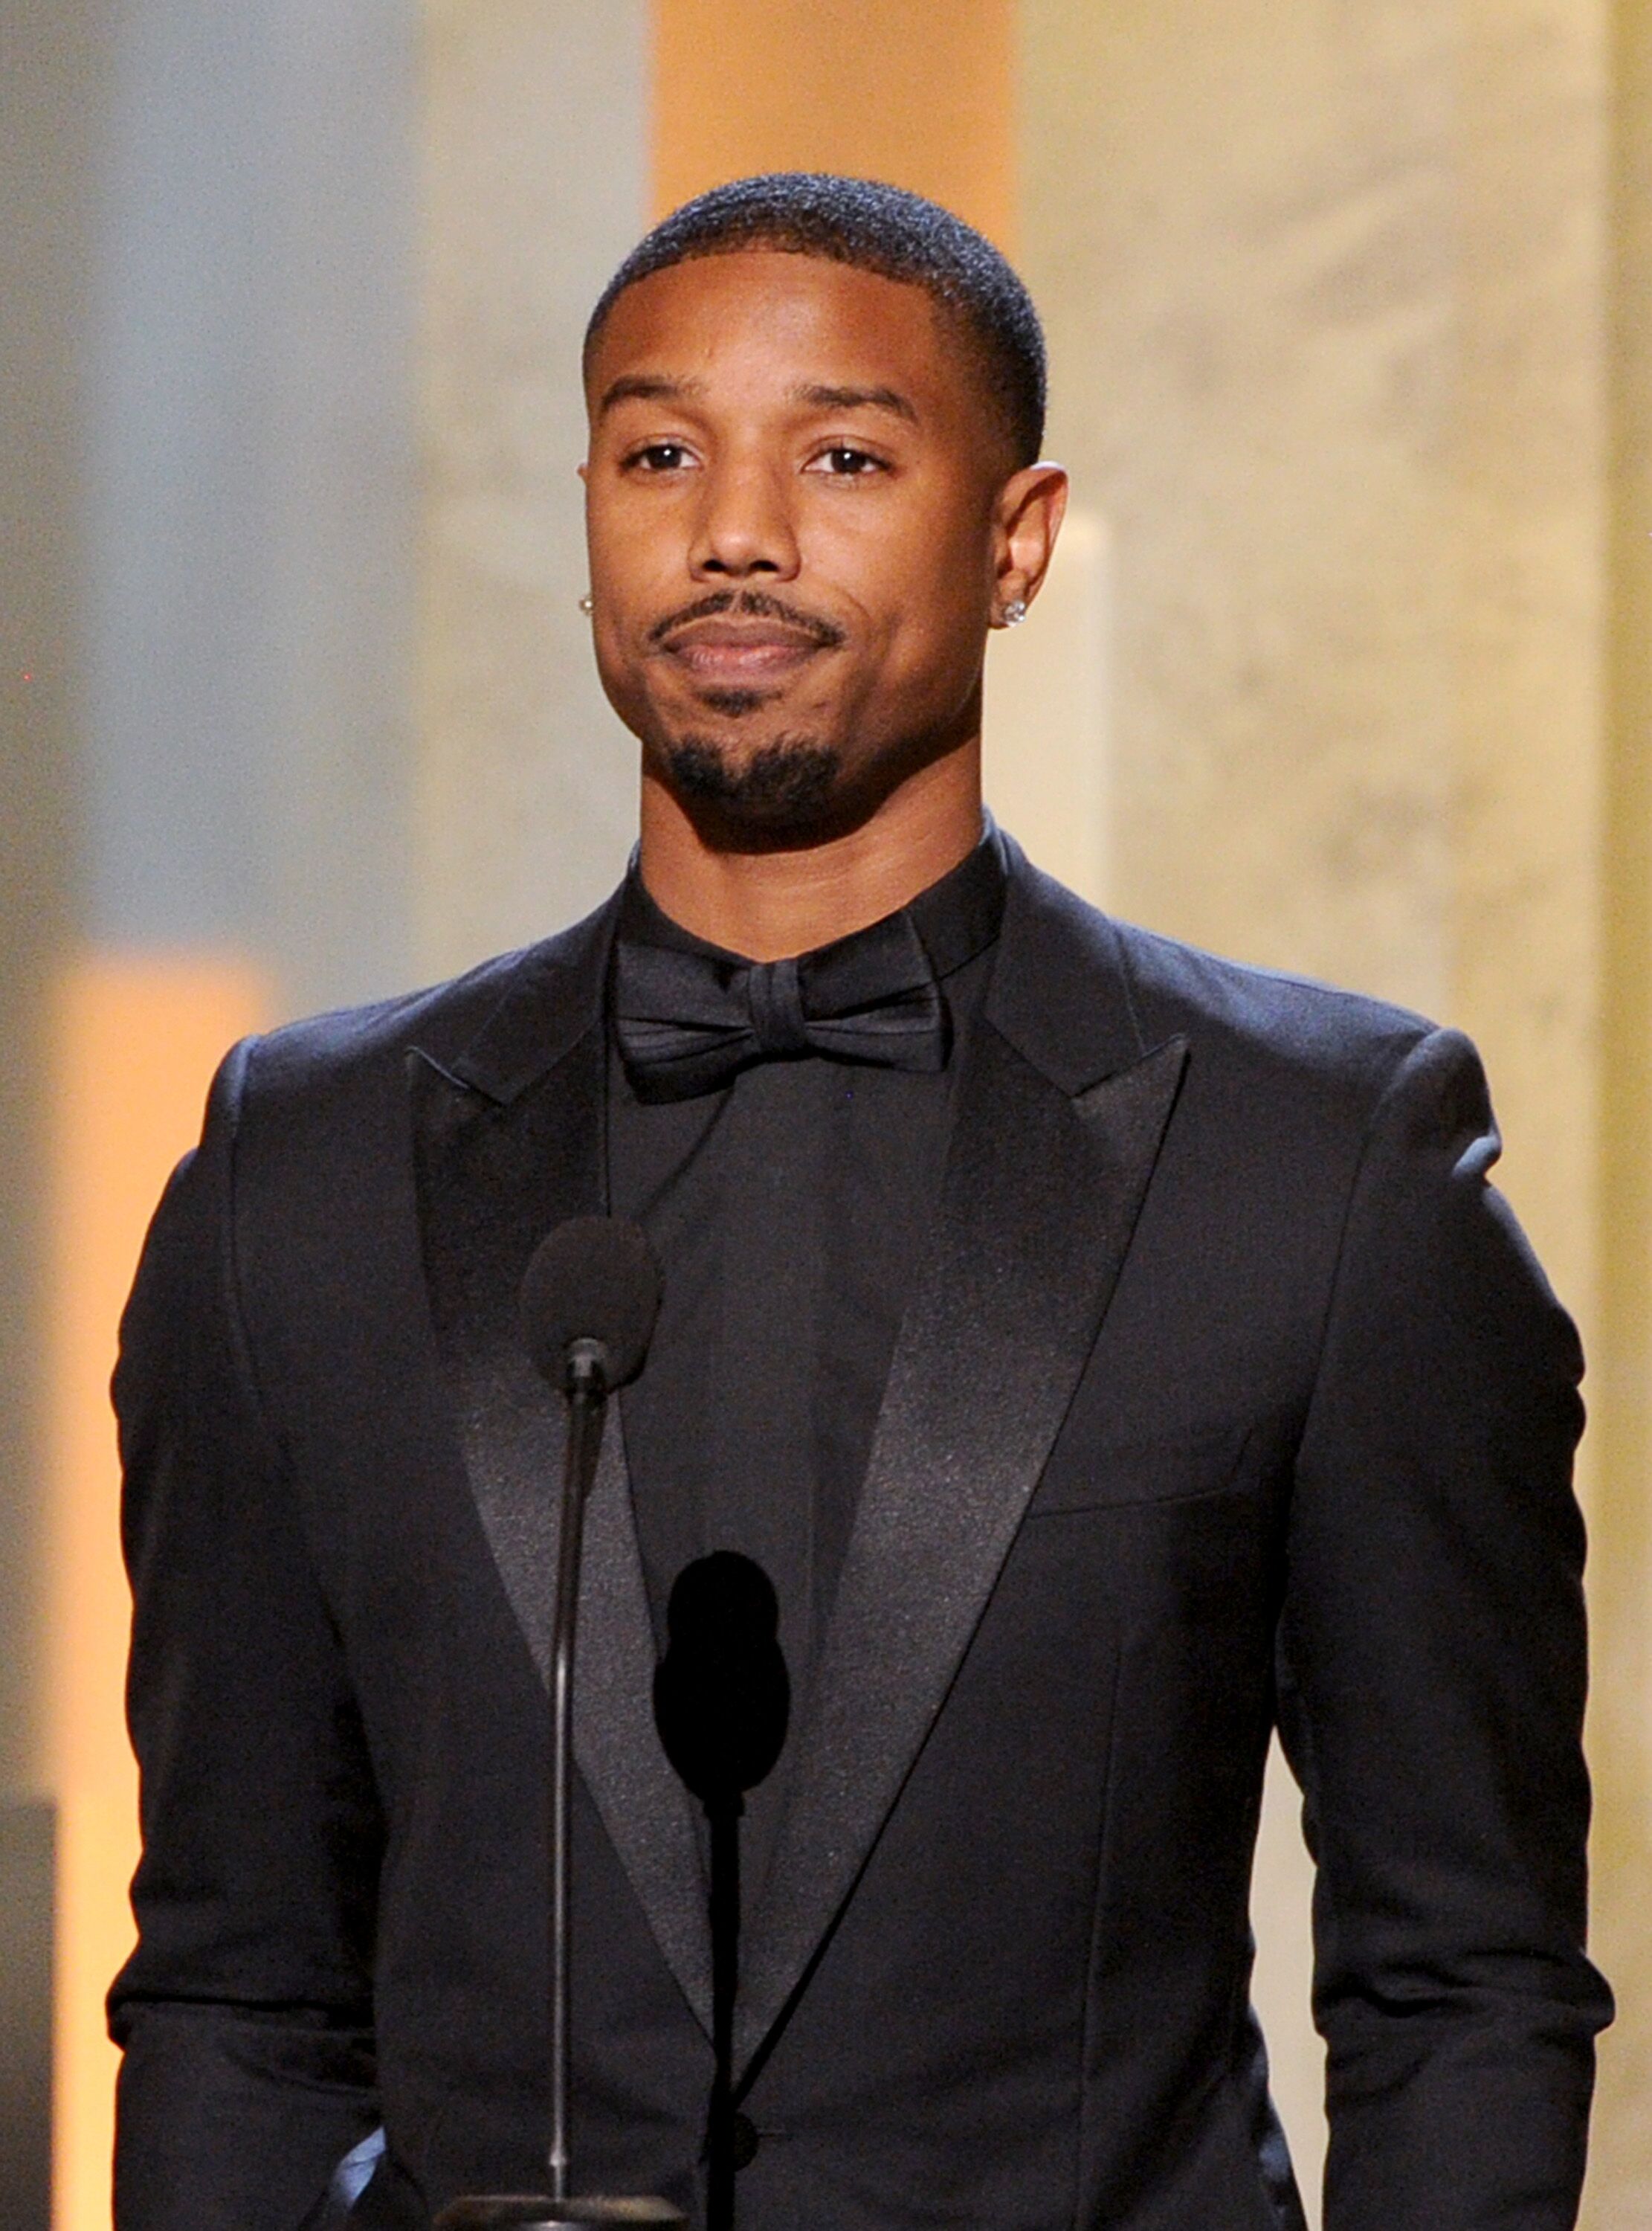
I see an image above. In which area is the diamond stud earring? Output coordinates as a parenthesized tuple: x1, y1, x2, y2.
(1001, 597, 1028, 627)
(578, 594, 594, 615)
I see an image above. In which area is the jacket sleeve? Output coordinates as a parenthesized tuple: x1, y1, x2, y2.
(1277, 1026, 1613, 2230)
(109, 1040, 384, 2231)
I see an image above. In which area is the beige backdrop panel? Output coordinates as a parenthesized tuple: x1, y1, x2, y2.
(1589, 0, 1652, 2210)
(418, 0, 650, 979)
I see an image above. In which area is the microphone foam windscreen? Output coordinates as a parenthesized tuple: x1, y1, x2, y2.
(520, 1214, 662, 1389)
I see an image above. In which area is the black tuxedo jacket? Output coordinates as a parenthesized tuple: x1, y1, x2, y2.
(111, 843, 1610, 2231)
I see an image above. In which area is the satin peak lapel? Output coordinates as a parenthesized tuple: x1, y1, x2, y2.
(410, 1014, 712, 2034)
(735, 1018, 1188, 2070)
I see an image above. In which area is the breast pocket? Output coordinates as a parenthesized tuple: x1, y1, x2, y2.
(1025, 1422, 1274, 1516)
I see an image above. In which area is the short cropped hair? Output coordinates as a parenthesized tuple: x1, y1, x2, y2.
(584, 173, 1047, 468)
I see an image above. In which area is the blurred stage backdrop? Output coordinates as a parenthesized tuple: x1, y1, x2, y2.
(4, 2, 1650, 2224)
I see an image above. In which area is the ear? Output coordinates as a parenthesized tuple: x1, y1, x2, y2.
(989, 463, 1068, 626)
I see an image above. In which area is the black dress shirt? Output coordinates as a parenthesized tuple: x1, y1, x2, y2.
(607, 825, 1007, 1909)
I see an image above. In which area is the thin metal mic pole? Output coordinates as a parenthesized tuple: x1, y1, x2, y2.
(549, 1345, 607, 2206)
(435, 1217, 681, 2231)
(704, 1800, 741, 2231)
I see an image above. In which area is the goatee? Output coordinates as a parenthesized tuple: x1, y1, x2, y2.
(662, 734, 844, 832)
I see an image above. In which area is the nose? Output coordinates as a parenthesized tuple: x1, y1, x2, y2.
(688, 454, 799, 582)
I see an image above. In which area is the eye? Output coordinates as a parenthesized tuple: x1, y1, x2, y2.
(807, 445, 887, 478)
(625, 441, 696, 473)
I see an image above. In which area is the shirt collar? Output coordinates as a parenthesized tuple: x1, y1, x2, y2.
(617, 811, 1008, 988)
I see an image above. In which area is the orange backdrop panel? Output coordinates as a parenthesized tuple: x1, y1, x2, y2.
(650, 0, 1016, 248)
(46, 953, 271, 2231)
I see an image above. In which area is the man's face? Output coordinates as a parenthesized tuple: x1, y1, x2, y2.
(582, 250, 1027, 840)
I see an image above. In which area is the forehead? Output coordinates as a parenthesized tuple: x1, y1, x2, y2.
(586, 249, 967, 415)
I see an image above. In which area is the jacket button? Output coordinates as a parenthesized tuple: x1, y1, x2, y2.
(729, 2112, 758, 2170)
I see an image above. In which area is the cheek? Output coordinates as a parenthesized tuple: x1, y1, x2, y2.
(586, 508, 649, 597)
(880, 607, 990, 720)
(586, 482, 687, 593)
(871, 521, 994, 683)
(900, 486, 993, 599)
(826, 498, 988, 631)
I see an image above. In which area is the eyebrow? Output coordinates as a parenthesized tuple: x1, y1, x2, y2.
(793, 382, 919, 425)
(596, 373, 706, 417)
(596, 373, 920, 427)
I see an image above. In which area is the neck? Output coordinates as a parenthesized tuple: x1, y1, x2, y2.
(636, 740, 984, 961)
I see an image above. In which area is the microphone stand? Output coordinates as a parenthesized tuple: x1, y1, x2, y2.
(548, 1339, 603, 2206)
(703, 1794, 741, 2231)
(436, 1338, 683, 2231)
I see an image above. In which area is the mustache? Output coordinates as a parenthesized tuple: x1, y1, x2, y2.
(648, 590, 845, 651)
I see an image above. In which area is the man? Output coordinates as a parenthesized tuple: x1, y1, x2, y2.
(111, 175, 1610, 2230)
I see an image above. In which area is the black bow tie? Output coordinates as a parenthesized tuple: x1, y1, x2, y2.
(613, 910, 949, 1103)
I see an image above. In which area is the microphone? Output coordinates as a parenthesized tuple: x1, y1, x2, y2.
(437, 1216, 680, 2231)
(653, 1556, 790, 2231)
(520, 1214, 661, 1396)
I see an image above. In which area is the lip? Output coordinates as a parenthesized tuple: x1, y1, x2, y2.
(659, 621, 828, 679)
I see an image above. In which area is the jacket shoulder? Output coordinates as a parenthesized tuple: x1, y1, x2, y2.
(222, 897, 613, 1127)
(1001, 847, 1440, 1115)
(1110, 911, 1436, 1082)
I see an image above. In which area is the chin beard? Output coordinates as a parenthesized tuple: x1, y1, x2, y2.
(662, 732, 845, 833)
